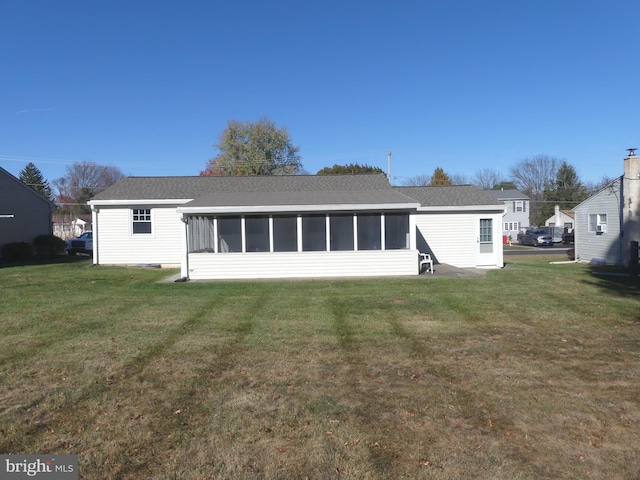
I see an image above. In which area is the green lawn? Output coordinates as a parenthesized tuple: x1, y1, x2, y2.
(1, 257, 639, 479)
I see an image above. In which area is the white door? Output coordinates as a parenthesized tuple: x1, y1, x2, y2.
(477, 218, 494, 266)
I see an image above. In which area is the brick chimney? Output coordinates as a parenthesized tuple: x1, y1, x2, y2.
(622, 149, 640, 265)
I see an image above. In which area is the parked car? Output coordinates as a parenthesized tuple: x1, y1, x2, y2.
(540, 226, 563, 243)
(562, 228, 574, 245)
(517, 228, 553, 246)
(66, 231, 93, 255)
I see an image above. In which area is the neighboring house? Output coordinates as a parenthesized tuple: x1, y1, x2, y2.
(572, 151, 640, 266)
(88, 174, 504, 280)
(485, 189, 530, 243)
(544, 206, 575, 230)
(53, 213, 92, 240)
(0, 166, 56, 253)
(544, 206, 575, 242)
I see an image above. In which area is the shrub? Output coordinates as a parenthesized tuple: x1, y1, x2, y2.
(1, 242, 34, 261)
(33, 234, 67, 258)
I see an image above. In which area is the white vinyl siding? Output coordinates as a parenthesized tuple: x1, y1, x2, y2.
(574, 178, 621, 264)
(188, 250, 418, 280)
(414, 211, 503, 268)
(94, 206, 183, 265)
(132, 208, 152, 234)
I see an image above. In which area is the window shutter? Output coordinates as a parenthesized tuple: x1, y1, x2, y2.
(513, 202, 516, 212)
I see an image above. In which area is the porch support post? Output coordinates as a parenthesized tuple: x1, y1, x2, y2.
(409, 212, 417, 250)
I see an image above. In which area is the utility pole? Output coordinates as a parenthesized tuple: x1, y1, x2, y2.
(387, 150, 392, 185)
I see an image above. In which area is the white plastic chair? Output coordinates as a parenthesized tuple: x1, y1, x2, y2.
(419, 253, 433, 274)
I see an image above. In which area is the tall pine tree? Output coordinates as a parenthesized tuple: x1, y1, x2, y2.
(429, 167, 452, 186)
(541, 162, 588, 220)
(19, 163, 52, 201)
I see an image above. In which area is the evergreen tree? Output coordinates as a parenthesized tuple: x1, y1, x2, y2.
(541, 162, 588, 220)
(19, 162, 52, 200)
(316, 163, 383, 175)
(429, 167, 452, 186)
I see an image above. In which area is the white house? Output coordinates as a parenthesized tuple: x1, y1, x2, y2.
(88, 174, 504, 280)
(544, 206, 575, 230)
(53, 213, 92, 240)
(573, 151, 640, 266)
(485, 189, 530, 243)
(544, 205, 575, 242)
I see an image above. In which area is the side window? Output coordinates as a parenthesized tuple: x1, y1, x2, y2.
(132, 208, 152, 234)
(589, 214, 607, 232)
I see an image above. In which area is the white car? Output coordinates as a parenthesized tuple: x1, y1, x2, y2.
(66, 231, 93, 255)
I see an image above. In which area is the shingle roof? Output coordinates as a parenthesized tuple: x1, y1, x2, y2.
(184, 190, 414, 208)
(91, 173, 415, 207)
(395, 185, 503, 207)
(92, 175, 506, 209)
(485, 189, 529, 200)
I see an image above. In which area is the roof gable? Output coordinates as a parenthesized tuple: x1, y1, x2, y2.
(573, 176, 621, 211)
(0, 166, 56, 209)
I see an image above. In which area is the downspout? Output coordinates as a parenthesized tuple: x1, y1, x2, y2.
(619, 174, 624, 265)
(91, 206, 98, 265)
(180, 214, 190, 281)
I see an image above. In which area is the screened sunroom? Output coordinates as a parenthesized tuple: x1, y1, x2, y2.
(187, 212, 411, 254)
(177, 191, 420, 280)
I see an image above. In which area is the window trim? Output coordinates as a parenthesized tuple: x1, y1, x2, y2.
(131, 208, 153, 236)
(588, 213, 608, 233)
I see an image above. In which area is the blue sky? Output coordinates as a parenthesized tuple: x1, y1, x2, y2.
(1, 0, 639, 187)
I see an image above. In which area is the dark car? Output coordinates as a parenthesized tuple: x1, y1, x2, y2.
(517, 228, 553, 246)
(562, 229, 574, 245)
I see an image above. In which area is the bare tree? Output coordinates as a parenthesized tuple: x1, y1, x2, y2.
(401, 174, 431, 186)
(509, 154, 561, 225)
(449, 173, 471, 185)
(585, 175, 617, 195)
(54, 161, 125, 213)
(509, 155, 560, 196)
(473, 168, 505, 190)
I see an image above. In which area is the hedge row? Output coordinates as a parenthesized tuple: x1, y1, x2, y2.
(1, 235, 67, 261)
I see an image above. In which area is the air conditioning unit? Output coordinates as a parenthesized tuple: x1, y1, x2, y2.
(596, 225, 606, 233)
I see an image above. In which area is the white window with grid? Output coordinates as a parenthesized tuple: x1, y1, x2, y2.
(132, 208, 152, 234)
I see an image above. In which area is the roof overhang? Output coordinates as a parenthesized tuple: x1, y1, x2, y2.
(88, 199, 192, 207)
(178, 202, 420, 215)
(416, 205, 505, 213)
